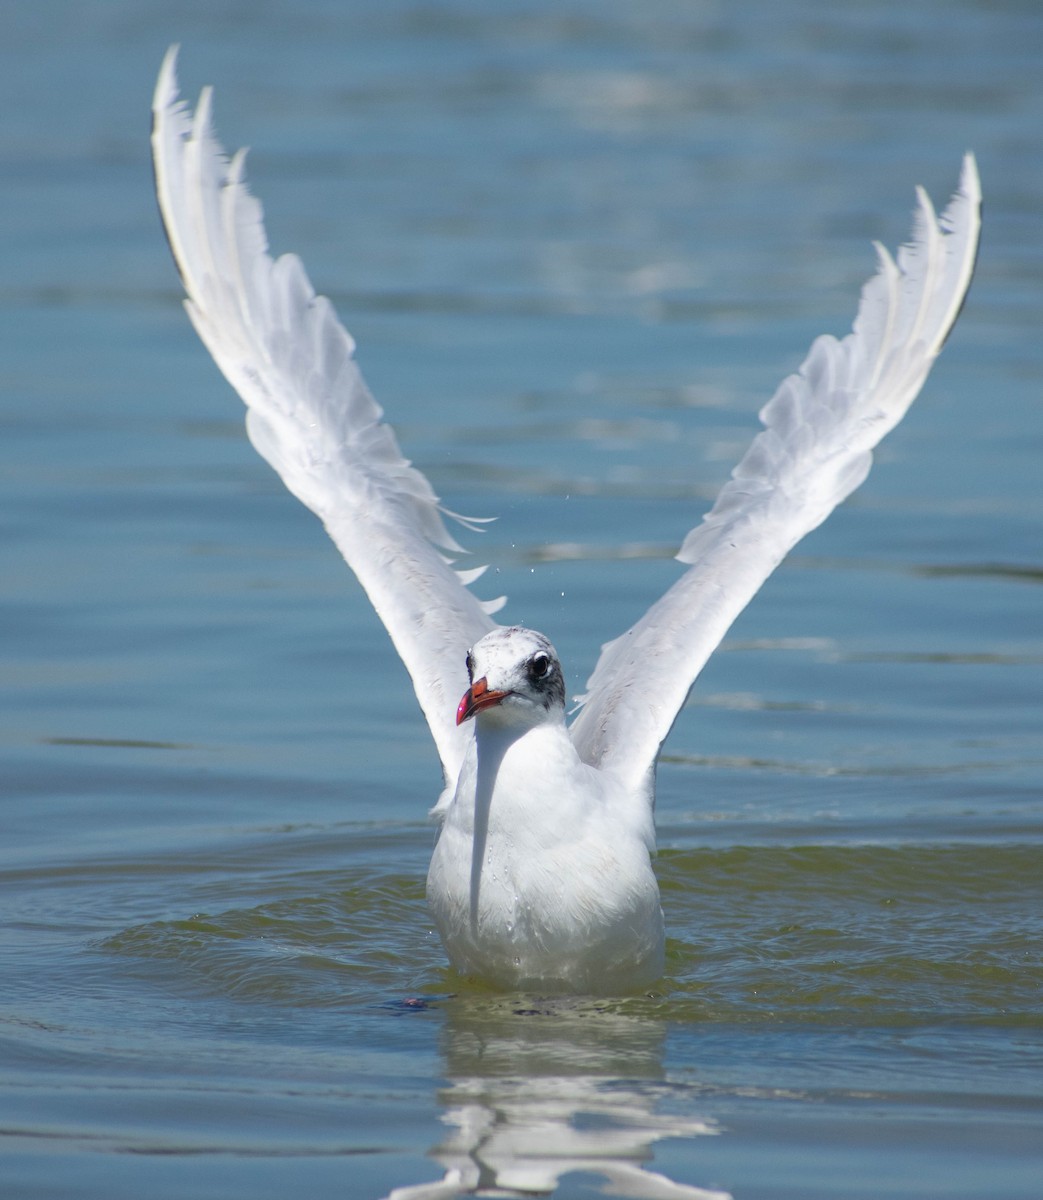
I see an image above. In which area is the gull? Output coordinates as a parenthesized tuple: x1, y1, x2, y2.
(152, 48, 981, 994)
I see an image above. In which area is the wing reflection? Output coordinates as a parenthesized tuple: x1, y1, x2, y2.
(385, 997, 730, 1200)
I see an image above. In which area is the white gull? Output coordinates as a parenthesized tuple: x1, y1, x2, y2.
(151, 48, 981, 994)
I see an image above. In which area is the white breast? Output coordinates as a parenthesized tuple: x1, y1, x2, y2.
(427, 722, 665, 993)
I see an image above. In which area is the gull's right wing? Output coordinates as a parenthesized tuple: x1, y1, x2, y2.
(152, 48, 502, 787)
(570, 155, 981, 797)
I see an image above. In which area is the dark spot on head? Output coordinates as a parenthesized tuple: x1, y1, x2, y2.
(526, 648, 565, 710)
(528, 651, 550, 682)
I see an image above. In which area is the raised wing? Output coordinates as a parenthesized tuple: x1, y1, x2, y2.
(570, 155, 981, 795)
(152, 47, 502, 786)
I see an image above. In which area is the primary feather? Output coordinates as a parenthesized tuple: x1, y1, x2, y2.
(152, 47, 501, 787)
(569, 155, 980, 795)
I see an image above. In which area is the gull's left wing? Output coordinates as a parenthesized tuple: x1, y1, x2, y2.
(569, 155, 981, 797)
(152, 48, 502, 788)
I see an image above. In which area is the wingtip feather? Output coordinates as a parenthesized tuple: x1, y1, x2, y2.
(959, 151, 982, 208)
(154, 44, 181, 112)
(574, 154, 981, 785)
(152, 51, 507, 786)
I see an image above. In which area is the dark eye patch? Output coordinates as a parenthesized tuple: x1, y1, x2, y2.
(528, 652, 550, 681)
(465, 652, 474, 682)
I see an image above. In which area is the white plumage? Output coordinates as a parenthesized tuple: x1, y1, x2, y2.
(152, 48, 981, 993)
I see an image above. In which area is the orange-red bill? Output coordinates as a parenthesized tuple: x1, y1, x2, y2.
(456, 677, 510, 725)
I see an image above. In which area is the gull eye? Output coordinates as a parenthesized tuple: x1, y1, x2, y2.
(465, 652, 474, 682)
(528, 652, 550, 682)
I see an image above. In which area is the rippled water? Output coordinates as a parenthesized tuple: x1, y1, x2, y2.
(3, 2, 1042, 1198)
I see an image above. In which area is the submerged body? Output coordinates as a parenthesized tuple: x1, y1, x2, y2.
(427, 630, 664, 992)
(152, 49, 980, 993)
(428, 727, 664, 992)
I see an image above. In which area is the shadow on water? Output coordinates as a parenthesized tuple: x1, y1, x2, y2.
(383, 994, 729, 1199)
(101, 863, 736, 1195)
(93, 830, 1043, 1196)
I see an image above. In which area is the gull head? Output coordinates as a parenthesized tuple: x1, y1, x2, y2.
(456, 627, 566, 729)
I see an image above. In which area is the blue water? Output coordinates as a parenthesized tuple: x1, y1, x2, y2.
(3, 2, 1042, 1198)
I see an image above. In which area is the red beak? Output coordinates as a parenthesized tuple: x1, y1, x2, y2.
(456, 677, 510, 725)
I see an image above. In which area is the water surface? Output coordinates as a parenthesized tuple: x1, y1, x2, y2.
(2, 2, 1042, 1197)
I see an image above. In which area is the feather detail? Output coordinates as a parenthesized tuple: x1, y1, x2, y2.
(153, 47, 501, 784)
(570, 155, 981, 794)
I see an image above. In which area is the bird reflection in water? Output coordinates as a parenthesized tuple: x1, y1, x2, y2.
(385, 997, 730, 1199)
